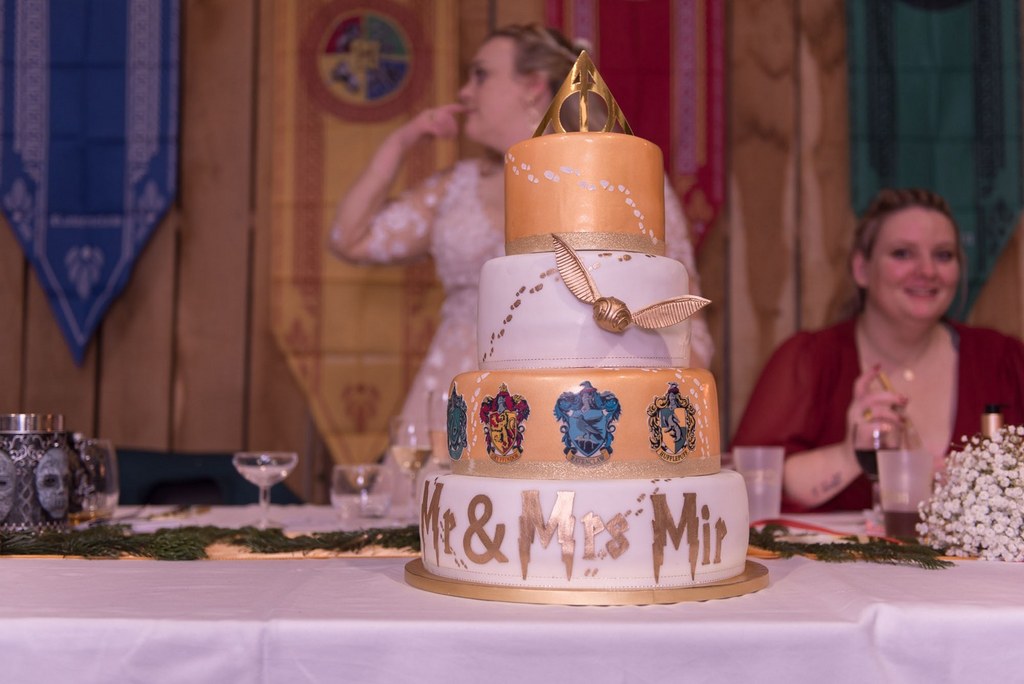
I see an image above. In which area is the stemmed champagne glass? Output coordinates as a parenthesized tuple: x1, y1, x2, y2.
(852, 417, 903, 517)
(232, 451, 298, 529)
(389, 417, 431, 520)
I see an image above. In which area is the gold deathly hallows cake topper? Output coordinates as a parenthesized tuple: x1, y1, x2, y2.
(553, 235, 710, 333)
(533, 51, 632, 137)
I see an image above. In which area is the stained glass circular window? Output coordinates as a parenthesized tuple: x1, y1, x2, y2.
(304, 2, 428, 121)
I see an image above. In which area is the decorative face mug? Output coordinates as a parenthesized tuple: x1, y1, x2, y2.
(0, 414, 73, 532)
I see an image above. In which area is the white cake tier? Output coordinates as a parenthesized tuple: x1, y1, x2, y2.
(478, 250, 691, 370)
(419, 470, 749, 590)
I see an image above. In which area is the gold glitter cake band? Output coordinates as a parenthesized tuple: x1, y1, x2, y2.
(506, 231, 665, 256)
(450, 455, 719, 479)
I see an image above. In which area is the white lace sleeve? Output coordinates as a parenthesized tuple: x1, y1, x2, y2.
(353, 169, 451, 264)
(664, 180, 714, 367)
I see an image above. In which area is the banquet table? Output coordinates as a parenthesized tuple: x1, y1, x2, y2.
(3, 506, 1024, 683)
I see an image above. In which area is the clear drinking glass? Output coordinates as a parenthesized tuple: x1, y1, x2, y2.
(389, 417, 430, 520)
(733, 446, 784, 522)
(852, 418, 903, 515)
(427, 390, 450, 468)
(232, 451, 298, 529)
(330, 463, 392, 521)
(69, 437, 120, 525)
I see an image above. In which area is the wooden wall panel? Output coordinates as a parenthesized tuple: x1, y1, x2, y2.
(726, 0, 798, 436)
(697, 220, 727, 424)
(174, 0, 255, 450)
(971, 218, 1024, 338)
(251, 0, 325, 501)
(0, 220, 25, 411)
(22, 278, 96, 432)
(494, 0, 546, 27)
(796, 0, 852, 330)
(97, 214, 177, 448)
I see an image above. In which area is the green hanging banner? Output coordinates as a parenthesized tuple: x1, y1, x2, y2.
(847, 0, 1023, 317)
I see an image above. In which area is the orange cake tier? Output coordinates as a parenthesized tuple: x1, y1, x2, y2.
(504, 133, 665, 256)
(443, 367, 720, 479)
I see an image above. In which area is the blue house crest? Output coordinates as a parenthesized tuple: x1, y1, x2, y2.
(446, 384, 468, 461)
(553, 381, 621, 465)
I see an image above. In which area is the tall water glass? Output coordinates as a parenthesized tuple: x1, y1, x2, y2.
(877, 448, 933, 540)
(733, 446, 784, 522)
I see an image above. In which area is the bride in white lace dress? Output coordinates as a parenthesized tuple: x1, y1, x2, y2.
(330, 25, 712, 506)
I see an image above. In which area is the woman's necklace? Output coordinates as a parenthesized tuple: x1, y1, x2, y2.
(857, 323, 941, 383)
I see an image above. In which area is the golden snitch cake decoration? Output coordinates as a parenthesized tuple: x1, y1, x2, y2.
(552, 234, 710, 333)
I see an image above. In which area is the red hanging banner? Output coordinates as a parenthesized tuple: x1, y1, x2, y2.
(552, 0, 725, 251)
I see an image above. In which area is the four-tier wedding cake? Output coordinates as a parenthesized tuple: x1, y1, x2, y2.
(407, 54, 762, 603)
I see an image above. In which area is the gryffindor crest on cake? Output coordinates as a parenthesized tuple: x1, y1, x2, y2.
(407, 52, 765, 604)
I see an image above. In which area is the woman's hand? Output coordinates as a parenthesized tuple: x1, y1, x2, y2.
(395, 103, 466, 148)
(845, 365, 907, 441)
(330, 103, 465, 260)
(782, 366, 903, 509)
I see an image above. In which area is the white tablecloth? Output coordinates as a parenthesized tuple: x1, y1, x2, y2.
(2, 507, 1023, 683)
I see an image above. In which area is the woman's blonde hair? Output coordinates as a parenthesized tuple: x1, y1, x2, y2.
(489, 24, 585, 97)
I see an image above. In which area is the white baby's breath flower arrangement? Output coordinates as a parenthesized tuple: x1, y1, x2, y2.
(917, 425, 1024, 561)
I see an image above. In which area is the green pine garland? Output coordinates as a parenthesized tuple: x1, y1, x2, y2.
(748, 523, 952, 569)
(0, 524, 421, 561)
(1, 523, 952, 568)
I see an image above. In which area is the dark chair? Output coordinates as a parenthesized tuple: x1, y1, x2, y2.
(117, 449, 304, 506)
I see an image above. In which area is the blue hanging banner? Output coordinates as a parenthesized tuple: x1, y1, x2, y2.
(0, 0, 179, 364)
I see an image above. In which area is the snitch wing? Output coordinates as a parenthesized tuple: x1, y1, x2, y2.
(553, 234, 601, 304)
(631, 296, 710, 330)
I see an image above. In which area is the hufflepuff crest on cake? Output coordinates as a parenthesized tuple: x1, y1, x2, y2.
(553, 381, 621, 465)
(480, 383, 530, 464)
(647, 382, 697, 463)
(446, 384, 468, 461)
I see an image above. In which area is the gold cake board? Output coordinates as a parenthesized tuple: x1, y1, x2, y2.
(404, 559, 768, 606)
